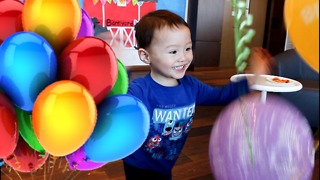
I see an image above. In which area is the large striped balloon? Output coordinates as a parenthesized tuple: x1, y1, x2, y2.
(209, 93, 315, 180)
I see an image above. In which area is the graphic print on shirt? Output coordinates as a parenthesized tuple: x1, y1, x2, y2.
(146, 135, 162, 149)
(144, 103, 195, 161)
(162, 119, 175, 136)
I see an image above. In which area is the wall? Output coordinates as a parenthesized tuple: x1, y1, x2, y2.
(191, 0, 224, 67)
(219, 0, 268, 67)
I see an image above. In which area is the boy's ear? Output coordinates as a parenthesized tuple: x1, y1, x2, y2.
(138, 48, 150, 64)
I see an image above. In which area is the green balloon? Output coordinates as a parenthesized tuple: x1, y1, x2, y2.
(108, 59, 129, 97)
(15, 107, 45, 154)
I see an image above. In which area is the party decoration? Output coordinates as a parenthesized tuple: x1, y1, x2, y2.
(66, 146, 107, 171)
(209, 93, 314, 180)
(132, 0, 138, 5)
(4, 138, 49, 172)
(0, 32, 57, 112)
(77, 9, 94, 38)
(107, 59, 129, 97)
(22, 0, 81, 55)
(15, 107, 45, 153)
(0, 0, 24, 45)
(84, 94, 150, 162)
(58, 37, 118, 105)
(100, 0, 107, 5)
(232, 0, 256, 73)
(92, 0, 99, 5)
(0, 92, 18, 158)
(32, 80, 97, 156)
(284, 0, 319, 72)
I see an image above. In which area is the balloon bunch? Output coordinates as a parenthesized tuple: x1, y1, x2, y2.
(0, 0, 149, 173)
(232, 0, 256, 73)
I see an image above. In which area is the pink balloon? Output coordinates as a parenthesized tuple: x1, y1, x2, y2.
(77, 9, 94, 39)
(209, 93, 314, 180)
(65, 146, 107, 171)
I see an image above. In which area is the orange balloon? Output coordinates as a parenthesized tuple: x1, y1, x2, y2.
(284, 0, 319, 72)
(32, 80, 97, 156)
(22, 0, 81, 55)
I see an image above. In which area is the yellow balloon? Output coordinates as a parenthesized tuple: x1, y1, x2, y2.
(22, 0, 81, 55)
(32, 80, 97, 156)
(284, 0, 319, 72)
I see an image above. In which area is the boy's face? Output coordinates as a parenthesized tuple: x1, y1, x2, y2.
(140, 25, 193, 86)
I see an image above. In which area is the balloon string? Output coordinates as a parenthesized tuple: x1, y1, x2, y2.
(43, 160, 46, 180)
(12, 168, 23, 180)
(1, 169, 13, 180)
(69, 171, 81, 180)
(58, 157, 62, 169)
(30, 170, 35, 180)
(239, 97, 254, 168)
(65, 169, 77, 180)
(9, 156, 23, 179)
(62, 161, 70, 173)
(49, 156, 58, 180)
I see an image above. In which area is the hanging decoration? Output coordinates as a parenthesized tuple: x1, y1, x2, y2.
(232, 0, 256, 73)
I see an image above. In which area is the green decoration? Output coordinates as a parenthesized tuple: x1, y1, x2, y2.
(232, 0, 256, 73)
(232, 0, 256, 167)
(132, 0, 138, 5)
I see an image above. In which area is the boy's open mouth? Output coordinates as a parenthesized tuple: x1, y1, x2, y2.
(173, 65, 184, 70)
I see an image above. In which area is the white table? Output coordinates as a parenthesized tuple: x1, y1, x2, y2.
(230, 74, 303, 103)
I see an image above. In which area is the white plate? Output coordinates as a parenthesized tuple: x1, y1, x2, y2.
(230, 74, 303, 92)
(265, 76, 295, 86)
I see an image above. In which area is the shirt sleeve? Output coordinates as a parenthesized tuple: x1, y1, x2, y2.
(194, 77, 250, 106)
(127, 78, 147, 103)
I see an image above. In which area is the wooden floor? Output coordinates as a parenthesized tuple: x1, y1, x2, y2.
(1, 67, 319, 180)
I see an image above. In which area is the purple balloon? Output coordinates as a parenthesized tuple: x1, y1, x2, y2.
(65, 146, 107, 171)
(209, 93, 314, 180)
(77, 9, 94, 39)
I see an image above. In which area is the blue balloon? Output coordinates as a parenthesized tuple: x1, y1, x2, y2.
(84, 94, 150, 162)
(78, 0, 84, 8)
(0, 32, 57, 112)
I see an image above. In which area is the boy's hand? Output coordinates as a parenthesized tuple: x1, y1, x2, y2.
(247, 47, 274, 75)
(245, 47, 275, 85)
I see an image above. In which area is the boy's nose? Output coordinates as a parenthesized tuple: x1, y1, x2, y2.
(178, 53, 188, 62)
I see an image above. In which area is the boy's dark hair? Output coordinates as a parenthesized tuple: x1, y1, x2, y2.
(134, 10, 190, 49)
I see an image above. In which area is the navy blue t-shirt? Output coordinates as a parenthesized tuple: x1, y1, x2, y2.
(124, 73, 249, 174)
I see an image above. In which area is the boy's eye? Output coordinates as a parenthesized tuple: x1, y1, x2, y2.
(186, 47, 192, 51)
(169, 50, 177, 54)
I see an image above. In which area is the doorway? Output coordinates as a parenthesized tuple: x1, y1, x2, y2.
(263, 0, 287, 56)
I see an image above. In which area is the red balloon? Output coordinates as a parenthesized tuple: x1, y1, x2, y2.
(58, 37, 118, 105)
(4, 138, 49, 173)
(0, 0, 24, 45)
(0, 92, 18, 158)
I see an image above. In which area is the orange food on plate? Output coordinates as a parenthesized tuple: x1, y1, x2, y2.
(272, 77, 290, 83)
